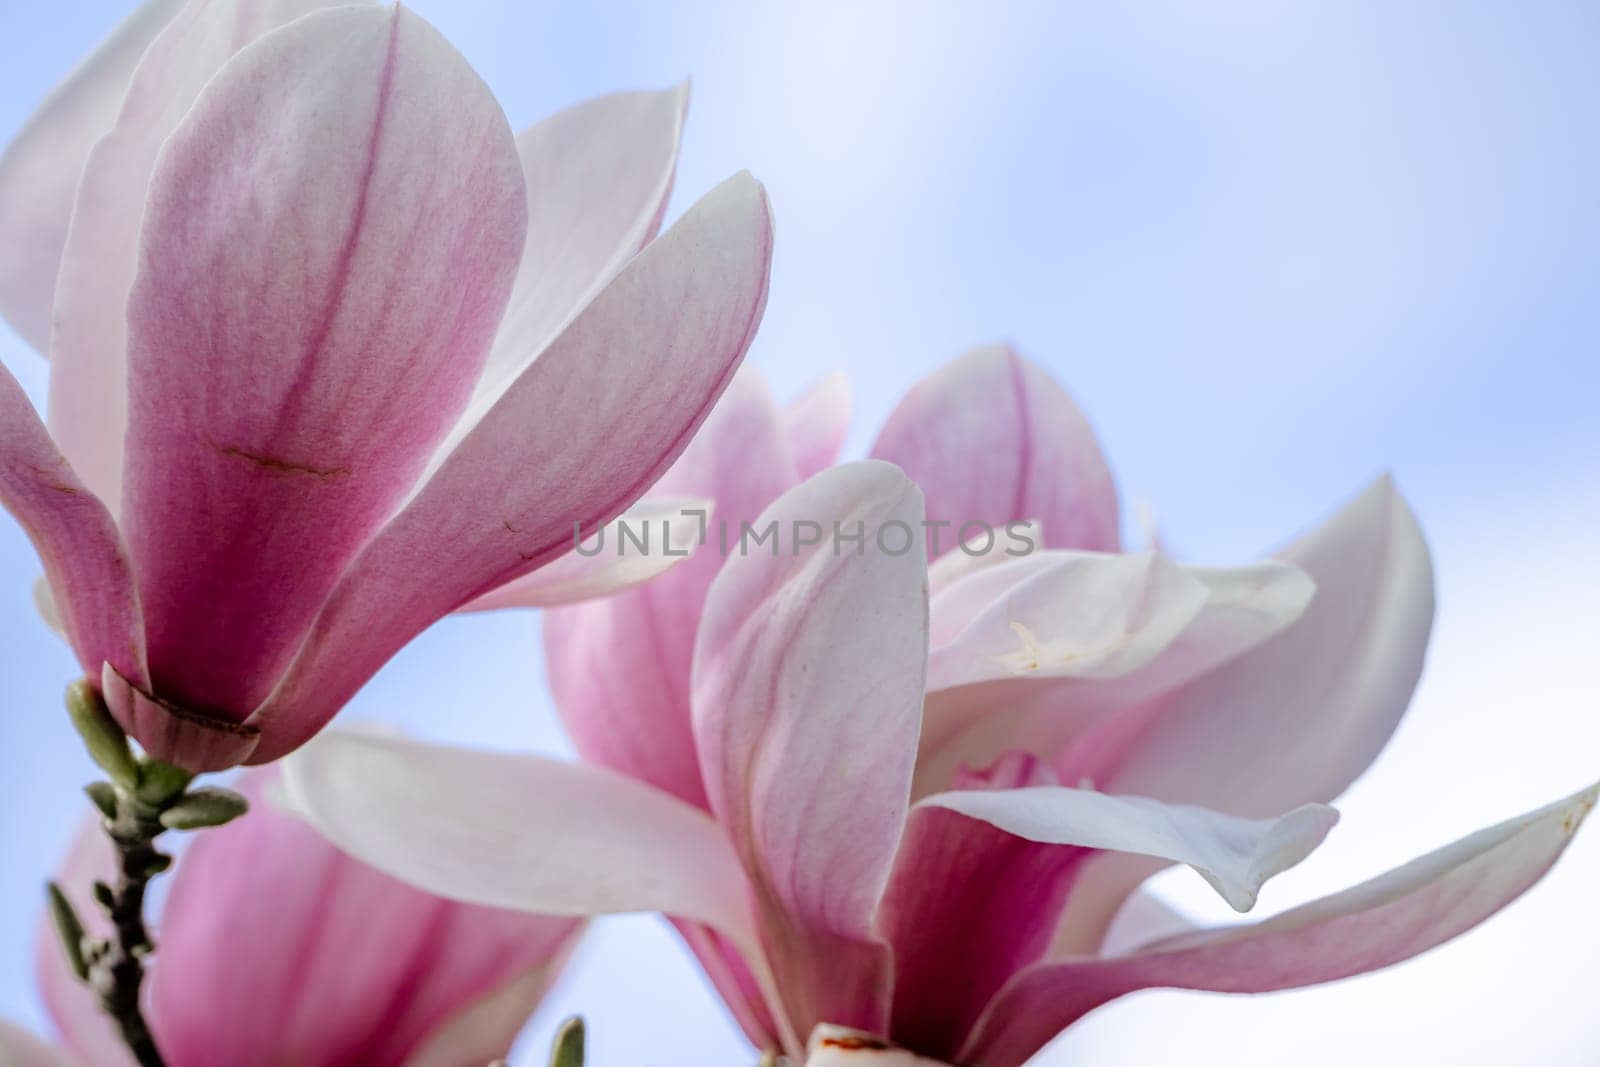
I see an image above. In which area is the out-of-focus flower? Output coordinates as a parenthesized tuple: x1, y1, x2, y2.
(0, 0, 770, 770)
(12, 766, 580, 1066)
(278, 351, 1596, 1064)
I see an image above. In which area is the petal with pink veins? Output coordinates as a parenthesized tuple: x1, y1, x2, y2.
(436, 84, 690, 464)
(459, 497, 711, 612)
(543, 368, 797, 808)
(250, 171, 773, 764)
(0, 365, 144, 687)
(0, 0, 184, 353)
(871, 345, 1119, 554)
(692, 460, 929, 1037)
(404, 948, 580, 1067)
(878, 753, 1086, 1060)
(961, 782, 1598, 1067)
(148, 768, 579, 1065)
(542, 370, 799, 1040)
(119, 4, 527, 720)
(47, 0, 368, 508)
(783, 372, 851, 479)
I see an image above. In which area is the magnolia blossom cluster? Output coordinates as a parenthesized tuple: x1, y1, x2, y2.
(0, 1, 1592, 1066)
(284, 349, 1597, 1064)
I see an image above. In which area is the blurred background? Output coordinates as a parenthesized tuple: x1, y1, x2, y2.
(1, 1, 1596, 1063)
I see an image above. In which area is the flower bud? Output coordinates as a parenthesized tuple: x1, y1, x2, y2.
(157, 788, 249, 831)
(65, 681, 137, 789)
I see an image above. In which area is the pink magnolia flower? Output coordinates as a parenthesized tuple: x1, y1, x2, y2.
(0, 0, 770, 770)
(278, 349, 1596, 1064)
(6, 766, 580, 1066)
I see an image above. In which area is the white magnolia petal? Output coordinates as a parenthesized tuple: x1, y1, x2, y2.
(278, 730, 757, 939)
(914, 555, 1314, 799)
(0, 0, 184, 352)
(919, 786, 1338, 912)
(926, 551, 1207, 691)
(433, 84, 689, 468)
(925, 519, 1044, 596)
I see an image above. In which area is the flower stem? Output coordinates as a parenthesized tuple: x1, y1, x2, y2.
(55, 681, 249, 1067)
(87, 792, 169, 1067)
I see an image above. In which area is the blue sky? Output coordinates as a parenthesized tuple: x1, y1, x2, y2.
(1, 2, 1596, 1064)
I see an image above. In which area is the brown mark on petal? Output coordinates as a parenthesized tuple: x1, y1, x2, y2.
(1562, 791, 1597, 835)
(101, 663, 261, 772)
(23, 462, 81, 494)
(211, 442, 352, 480)
(820, 1036, 893, 1052)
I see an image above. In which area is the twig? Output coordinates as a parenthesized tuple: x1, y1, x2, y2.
(86, 796, 169, 1067)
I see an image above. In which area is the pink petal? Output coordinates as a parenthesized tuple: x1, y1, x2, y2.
(250, 172, 773, 764)
(35, 821, 131, 1067)
(805, 1026, 953, 1066)
(118, 4, 526, 719)
(870, 345, 1119, 556)
(279, 729, 802, 1053)
(0, 0, 183, 353)
(783, 372, 851, 479)
(101, 662, 259, 772)
(1070, 476, 1434, 815)
(277, 730, 765, 972)
(961, 782, 1598, 1067)
(673, 921, 785, 1052)
(47, 0, 365, 508)
(692, 461, 929, 1037)
(542, 370, 798, 1046)
(458, 497, 710, 612)
(878, 753, 1088, 1059)
(0, 1022, 77, 1067)
(543, 368, 798, 807)
(0, 364, 144, 687)
(439, 84, 690, 459)
(148, 768, 579, 1065)
(404, 945, 579, 1067)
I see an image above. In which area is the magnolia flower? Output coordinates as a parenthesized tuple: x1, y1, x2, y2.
(0, 0, 770, 770)
(278, 351, 1595, 1064)
(4, 767, 580, 1066)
